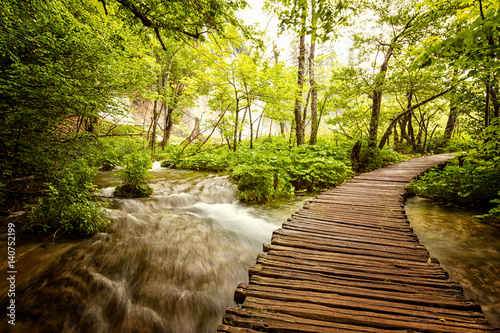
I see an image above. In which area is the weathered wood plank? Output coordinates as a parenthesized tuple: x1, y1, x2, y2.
(246, 264, 465, 297)
(221, 307, 408, 333)
(242, 297, 491, 333)
(243, 277, 483, 315)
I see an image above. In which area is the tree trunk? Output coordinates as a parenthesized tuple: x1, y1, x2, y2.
(368, 48, 393, 148)
(393, 124, 399, 144)
(367, 14, 419, 148)
(164, 91, 180, 146)
(485, 80, 491, 128)
(239, 107, 247, 143)
(308, 1, 319, 145)
(444, 106, 457, 141)
(294, 6, 307, 146)
(491, 86, 500, 119)
(233, 98, 239, 152)
(149, 100, 158, 154)
(378, 88, 451, 149)
(188, 117, 201, 142)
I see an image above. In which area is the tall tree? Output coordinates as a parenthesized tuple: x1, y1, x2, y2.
(415, 0, 500, 131)
(265, 0, 351, 145)
(0, 0, 153, 178)
(352, 0, 439, 147)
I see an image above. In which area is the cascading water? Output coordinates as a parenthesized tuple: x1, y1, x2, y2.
(1, 168, 312, 332)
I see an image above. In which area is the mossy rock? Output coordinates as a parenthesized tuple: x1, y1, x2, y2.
(113, 184, 153, 198)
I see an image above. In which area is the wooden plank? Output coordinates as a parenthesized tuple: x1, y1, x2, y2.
(273, 228, 426, 251)
(255, 256, 453, 288)
(287, 215, 416, 235)
(263, 244, 441, 270)
(245, 276, 483, 315)
(242, 297, 491, 333)
(269, 235, 432, 262)
(282, 221, 418, 242)
(246, 265, 465, 297)
(237, 284, 486, 325)
(222, 307, 406, 333)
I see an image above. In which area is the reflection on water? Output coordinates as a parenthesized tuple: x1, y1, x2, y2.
(0, 169, 312, 332)
(406, 196, 500, 328)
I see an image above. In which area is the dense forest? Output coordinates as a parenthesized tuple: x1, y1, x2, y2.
(1, 0, 499, 235)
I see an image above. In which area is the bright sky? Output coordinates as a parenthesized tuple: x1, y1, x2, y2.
(237, 0, 352, 64)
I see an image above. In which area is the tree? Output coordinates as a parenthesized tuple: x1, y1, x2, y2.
(415, 0, 500, 130)
(352, 0, 438, 147)
(265, 0, 351, 145)
(112, 0, 251, 47)
(0, 0, 153, 179)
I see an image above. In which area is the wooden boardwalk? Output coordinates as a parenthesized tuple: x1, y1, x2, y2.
(218, 154, 500, 333)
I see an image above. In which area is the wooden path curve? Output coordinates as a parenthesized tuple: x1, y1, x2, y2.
(218, 153, 500, 333)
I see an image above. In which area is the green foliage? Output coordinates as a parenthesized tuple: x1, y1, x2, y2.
(409, 121, 500, 219)
(172, 148, 233, 172)
(428, 136, 477, 154)
(0, 0, 153, 179)
(114, 184, 153, 198)
(115, 150, 153, 197)
(474, 192, 500, 221)
(351, 140, 408, 173)
(24, 160, 110, 235)
(171, 137, 354, 202)
(287, 144, 353, 191)
(97, 137, 143, 171)
(232, 164, 293, 203)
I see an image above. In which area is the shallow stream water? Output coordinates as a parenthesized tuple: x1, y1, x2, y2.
(405, 196, 500, 328)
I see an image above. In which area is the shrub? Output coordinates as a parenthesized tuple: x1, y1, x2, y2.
(231, 164, 293, 203)
(288, 157, 353, 191)
(172, 149, 233, 172)
(96, 137, 143, 171)
(114, 150, 153, 197)
(409, 120, 500, 219)
(351, 140, 408, 173)
(24, 160, 110, 235)
(171, 136, 356, 203)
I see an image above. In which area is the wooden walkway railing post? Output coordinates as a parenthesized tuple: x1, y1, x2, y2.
(218, 153, 500, 333)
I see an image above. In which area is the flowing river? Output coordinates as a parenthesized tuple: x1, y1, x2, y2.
(1, 167, 499, 331)
(1, 167, 314, 332)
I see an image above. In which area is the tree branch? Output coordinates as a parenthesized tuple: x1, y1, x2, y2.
(378, 87, 452, 149)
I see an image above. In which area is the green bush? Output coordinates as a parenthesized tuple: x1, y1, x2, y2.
(351, 140, 408, 173)
(172, 149, 233, 171)
(114, 184, 153, 198)
(24, 160, 110, 235)
(170, 136, 355, 203)
(288, 157, 353, 192)
(428, 136, 477, 154)
(231, 164, 293, 203)
(115, 150, 153, 197)
(96, 137, 143, 171)
(409, 120, 500, 219)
